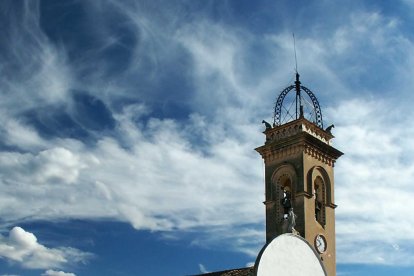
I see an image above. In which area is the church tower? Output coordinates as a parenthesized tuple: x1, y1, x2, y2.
(255, 74, 343, 276)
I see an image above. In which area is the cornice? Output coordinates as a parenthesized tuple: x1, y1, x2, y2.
(304, 143, 335, 167)
(256, 143, 305, 164)
(263, 118, 333, 146)
(256, 134, 342, 167)
(256, 119, 343, 166)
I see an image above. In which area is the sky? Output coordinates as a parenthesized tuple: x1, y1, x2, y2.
(0, 0, 414, 275)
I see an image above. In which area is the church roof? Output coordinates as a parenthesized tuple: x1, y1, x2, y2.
(192, 267, 253, 276)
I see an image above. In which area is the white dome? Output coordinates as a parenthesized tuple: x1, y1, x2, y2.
(255, 233, 326, 276)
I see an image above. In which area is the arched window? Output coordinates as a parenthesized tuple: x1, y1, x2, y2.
(314, 176, 326, 226)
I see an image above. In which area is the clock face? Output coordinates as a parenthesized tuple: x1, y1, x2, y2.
(315, 234, 327, 254)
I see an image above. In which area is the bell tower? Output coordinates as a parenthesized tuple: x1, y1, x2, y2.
(255, 74, 343, 276)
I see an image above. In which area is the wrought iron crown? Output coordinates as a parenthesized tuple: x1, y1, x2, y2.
(273, 73, 323, 129)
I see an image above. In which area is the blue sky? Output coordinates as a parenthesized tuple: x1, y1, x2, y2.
(1, 0, 414, 275)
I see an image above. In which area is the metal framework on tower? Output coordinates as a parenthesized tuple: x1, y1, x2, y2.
(273, 73, 324, 129)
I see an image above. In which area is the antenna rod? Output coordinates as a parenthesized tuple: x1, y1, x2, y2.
(293, 33, 303, 118)
(293, 33, 298, 73)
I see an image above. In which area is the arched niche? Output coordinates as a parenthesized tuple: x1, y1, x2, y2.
(271, 164, 297, 221)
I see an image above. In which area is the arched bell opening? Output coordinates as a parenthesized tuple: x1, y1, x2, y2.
(314, 176, 326, 227)
(271, 164, 297, 223)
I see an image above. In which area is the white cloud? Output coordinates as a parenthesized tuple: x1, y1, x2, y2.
(327, 98, 414, 265)
(198, 263, 209, 274)
(246, 261, 255, 267)
(337, 240, 414, 266)
(0, 146, 92, 186)
(0, 105, 263, 230)
(0, 227, 92, 269)
(42, 270, 76, 276)
(0, 116, 47, 151)
(33, 147, 86, 185)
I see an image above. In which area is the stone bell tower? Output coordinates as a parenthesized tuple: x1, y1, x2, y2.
(255, 74, 343, 276)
